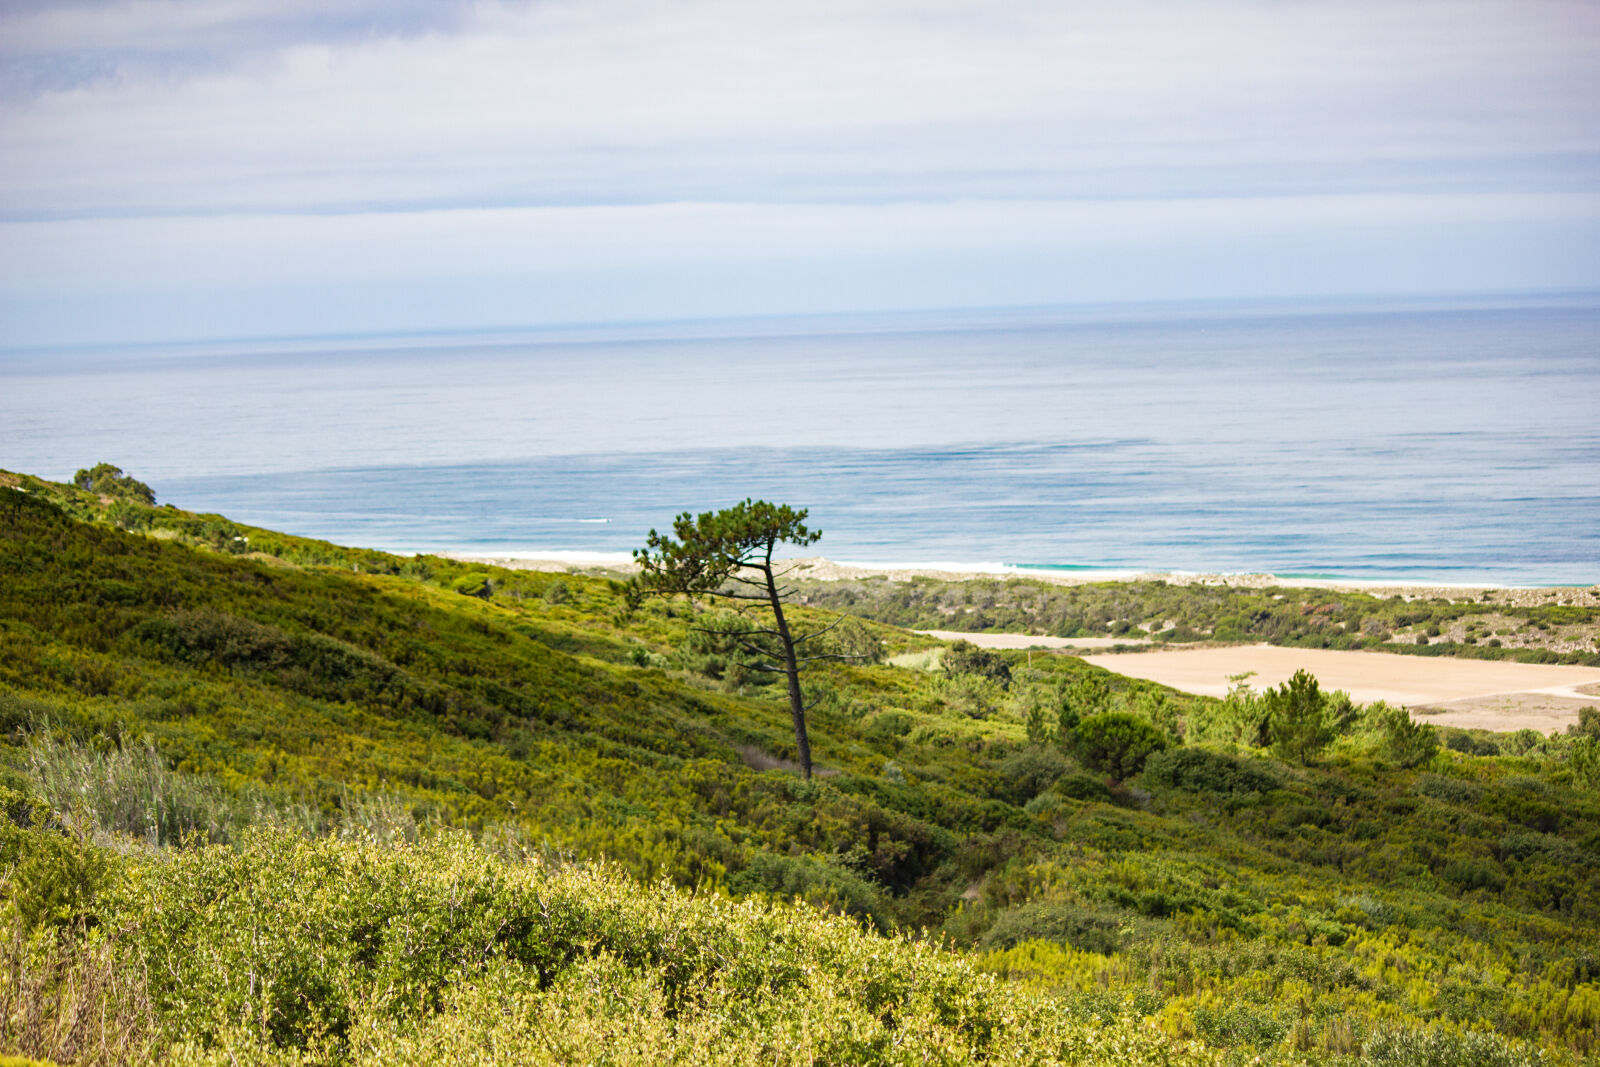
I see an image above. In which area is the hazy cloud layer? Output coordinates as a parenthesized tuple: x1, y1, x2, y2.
(2, 0, 1597, 342)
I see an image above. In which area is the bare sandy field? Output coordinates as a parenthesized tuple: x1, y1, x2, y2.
(1075, 644, 1600, 734)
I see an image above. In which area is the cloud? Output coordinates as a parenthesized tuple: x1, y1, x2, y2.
(0, 0, 1596, 342)
(2, 0, 1596, 219)
(3, 192, 1596, 345)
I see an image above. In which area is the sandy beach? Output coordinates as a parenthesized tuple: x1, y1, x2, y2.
(449, 550, 1598, 733)
(1076, 644, 1600, 734)
(444, 552, 1598, 608)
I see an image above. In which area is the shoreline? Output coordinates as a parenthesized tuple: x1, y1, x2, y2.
(437, 551, 1600, 607)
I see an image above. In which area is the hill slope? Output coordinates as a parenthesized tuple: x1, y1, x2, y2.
(2, 472, 1598, 1064)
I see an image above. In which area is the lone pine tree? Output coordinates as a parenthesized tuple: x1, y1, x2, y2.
(632, 500, 849, 779)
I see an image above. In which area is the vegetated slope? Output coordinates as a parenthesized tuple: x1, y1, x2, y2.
(792, 572, 1600, 664)
(2, 473, 1599, 1065)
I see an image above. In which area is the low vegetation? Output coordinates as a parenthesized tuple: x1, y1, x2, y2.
(793, 571, 1600, 664)
(2, 469, 1599, 1064)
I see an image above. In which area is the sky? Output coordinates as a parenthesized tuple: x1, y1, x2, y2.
(1, 0, 1598, 346)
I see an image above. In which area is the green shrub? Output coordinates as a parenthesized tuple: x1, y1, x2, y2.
(1440, 857, 1506, 893)
(942, 640, 1012, 689)
(1416, 775, 1482, 806)
(72, 463, 155, 505)
(1070, 713, 1168, 782)
(724, 852, 890, 931)
(997, 747, 1070, 805)
(0, 798, 111, 930)
(1053, 772, 1112, 802)
(860, 710, 914, 745)
(980, 902, 1128, 954)
(1140, 747, 1278, 796)
(1361, 1024, 1541, 1066)
(1375, 705, 1439, 768)
(449, 573, 492, 598)
(1189, 999, 1289, 1049)
(1571, 735, 1600, 788)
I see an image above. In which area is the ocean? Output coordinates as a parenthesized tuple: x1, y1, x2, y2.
(3, 294, 1598, 585)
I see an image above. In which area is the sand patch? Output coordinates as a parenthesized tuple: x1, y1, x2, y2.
(1410, 694, 1600, 735)
(1078, 644, 1600, 733)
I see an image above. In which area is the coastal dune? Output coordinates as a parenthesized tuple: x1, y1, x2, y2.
(1078, 644, 1600, 734)
(446, 551, 1598, 733)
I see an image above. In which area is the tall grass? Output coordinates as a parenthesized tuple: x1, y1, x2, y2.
(17, 734, 433, 850)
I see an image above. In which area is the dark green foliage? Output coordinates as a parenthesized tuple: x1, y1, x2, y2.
(1052, 772, 1111, 802)
(1572, 736, 1600, 788)
(1064, 675, 1110, 718)
(996, 747, 1069, 805)
(1265, 669, 1335, 764)
(1024, 701, 1053, 745)
(72, 463, 155, 505)
(1375, 705, 1439, 768)
(1567, 706, 1600, 740)
(1416, 774, 1482, 806)
(724, 851, 891, 932)
(449, 572, 492, 598)
(944, 640, 1012, 689)
(1069, 712, 1168, 782)
(632, 499, 825, 778)
(1141, 747, 1279, 796)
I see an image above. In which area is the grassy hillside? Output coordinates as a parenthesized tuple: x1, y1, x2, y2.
(2, 471, 1599, 1065)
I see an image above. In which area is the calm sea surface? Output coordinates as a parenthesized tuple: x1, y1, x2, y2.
(3, 296, 1598, 584)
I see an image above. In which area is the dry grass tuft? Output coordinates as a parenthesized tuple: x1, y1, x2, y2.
(0, 920, 152, 1067)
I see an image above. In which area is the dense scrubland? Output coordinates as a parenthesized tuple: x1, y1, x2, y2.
(792, 571, 1600, 665)
(2, 468, 1600, 1065)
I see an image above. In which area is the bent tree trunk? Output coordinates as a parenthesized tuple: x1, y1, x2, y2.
(763, 562, 813, 779)
(632, 501, 824, 781)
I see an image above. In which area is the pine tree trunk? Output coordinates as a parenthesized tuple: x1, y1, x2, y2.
(764, 564, 813, 779)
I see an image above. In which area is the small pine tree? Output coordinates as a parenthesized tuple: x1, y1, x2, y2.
(1265, 669, 1334, 764)
(1375, 704, 1438, 768)
(1025, 702, 1053, 746)
(1070, 712, 1168, 782)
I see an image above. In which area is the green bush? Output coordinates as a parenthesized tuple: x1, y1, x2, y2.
(1375, 705, 1439, 768)
(71, 830, 1230, 1065)
(1416, 775, 1482, 806)
(72, 463, 155, 505)
(725, 851, 890, 931)
(980, 901, 1128, 954)
(449, 573, 492, 598)
(942, 640, 1012, 689)
(1361, 1024, 1541, 1066)
(0, 792, 111, 930)
(1440, 857, 1507, 893)
(1070, 713, 1168, 783)
(997, 747, 1070, 805)
(1053, 772, 1112, 802)
(1140, 747, 1278, 796)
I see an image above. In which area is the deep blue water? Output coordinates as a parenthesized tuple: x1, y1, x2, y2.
(3, 295, 1598, 584)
